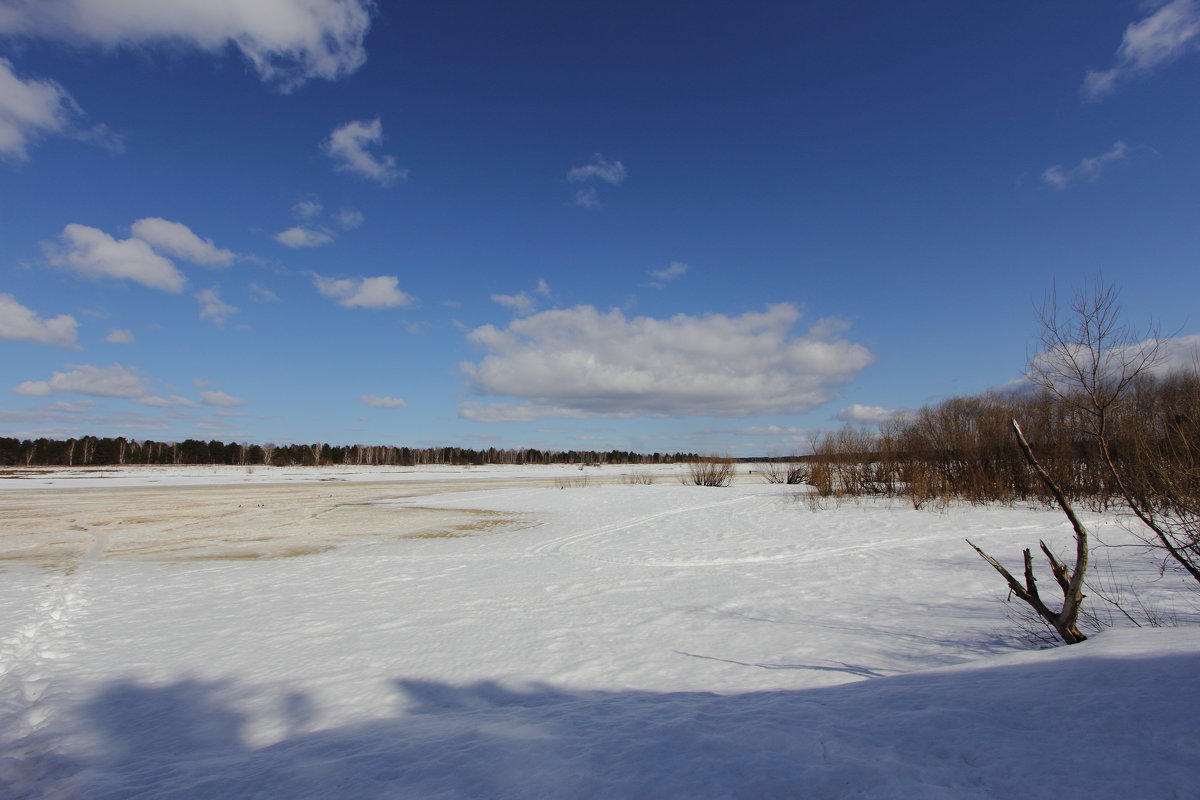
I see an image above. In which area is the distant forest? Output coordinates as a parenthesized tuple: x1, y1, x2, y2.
(0, 436, 696, 468)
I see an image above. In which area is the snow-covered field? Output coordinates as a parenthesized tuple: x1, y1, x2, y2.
(2, 465, 1197, 798)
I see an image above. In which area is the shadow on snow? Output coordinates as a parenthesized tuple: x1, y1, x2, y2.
(7, 645, 1199, 800)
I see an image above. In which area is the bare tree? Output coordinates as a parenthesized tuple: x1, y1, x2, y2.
(968, 420, 1090, 644)
(1031, 278, 1200, 584)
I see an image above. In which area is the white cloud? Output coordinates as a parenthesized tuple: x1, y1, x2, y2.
(567, 154, 625, 208)
(649, 261, 688, 288)
(570, 187, 602, 209)
(130, 217, 235, 266)
(836, 404, 904, 425)
(134, 394, 198, 408)
(492, 292, 535, 316)
(274, 226, 335, 248)
(0, 57, 79, 161)
(735, 425, 810, 436)
(1042, 141, 1130, 189)
(568, 153, 627, 184)
(336, 207, 364, 229)
(292, 199, 323, 220)
(458, 303, 875, 421)
(200, 390, 246, 407)
(105, 328, 133, 343)
(45, 223, 185, 292)
(492, 279, 551, 316)
(11, 363, 147, 397)
(324, 118, 406, 185)
(360, 394, 407, 408)
(249, 283, 279, 303)
(1083, 0, 1200, 99)
(42, 400, 96, 413)
(315, 274, 413, 309)
(196, 288, 237, 327)
(0, 0, 375, 92)
(1149, 334, 1200, 375)
(0, 292, 79, 347)
(457, 401, 595, 423)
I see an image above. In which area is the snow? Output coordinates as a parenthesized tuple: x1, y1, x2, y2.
(2, 465, 1198, 798)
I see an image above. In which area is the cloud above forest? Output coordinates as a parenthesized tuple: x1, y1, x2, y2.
(1083, 0, 1200, 99)
(200, 390, 246, 407)
(836, 404, 904, 425)
(458, 303, 875, 421)
(0, 0, 375, 91)
(0, 293, 79, 348)
(12, 363, 148, 398)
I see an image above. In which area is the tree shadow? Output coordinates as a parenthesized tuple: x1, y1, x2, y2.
(9, 644, 1199, 799)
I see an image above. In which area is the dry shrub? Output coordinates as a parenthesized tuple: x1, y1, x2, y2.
(685, 457, 734, 487)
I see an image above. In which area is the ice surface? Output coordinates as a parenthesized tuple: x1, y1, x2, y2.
(1, 466, 1197, 798)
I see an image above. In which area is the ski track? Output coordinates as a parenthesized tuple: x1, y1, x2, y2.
(527, 493, 953, 569)
(529, 493, 759, 560)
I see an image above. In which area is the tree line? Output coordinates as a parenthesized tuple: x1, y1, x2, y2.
(795, 279, 1198, 644)
(0, 437, 695, 468)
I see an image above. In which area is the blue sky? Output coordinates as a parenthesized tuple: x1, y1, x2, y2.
(2, 0, 1199, 455)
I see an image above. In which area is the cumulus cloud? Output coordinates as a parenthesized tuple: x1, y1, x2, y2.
(458, 303, 874, 421)
(314, 274, 413, 308)
(45, 223, 185, 292)
(0, 293, 79, 347)
(195, 288, 237, 327)
(0, 0, 375, 92)
(1042, 141, 1130, 189)
(836, 404, 904, 425)
(200, 390, 246, 407)
(11, 363, 147, 397)
(274, 226, 335, 248)
(1083, 0, 1200, 99)
(130, 217, 235, 266)
(360, 394, 407, 408)
(324, 118, 406, 185)
(0, 57, 78, 161)
(649, 261, 688, 288)
(104, 328, 133, 343)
